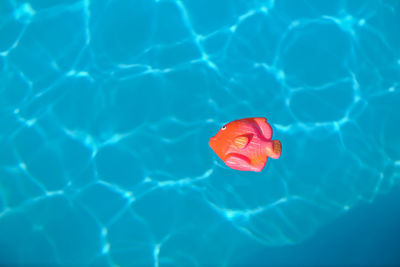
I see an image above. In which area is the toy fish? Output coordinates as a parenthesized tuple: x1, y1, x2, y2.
(209, 117, 281, 172)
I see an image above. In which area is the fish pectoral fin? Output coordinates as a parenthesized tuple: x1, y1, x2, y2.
(233, 135, 250, 149)
(266, 140, 282, 159)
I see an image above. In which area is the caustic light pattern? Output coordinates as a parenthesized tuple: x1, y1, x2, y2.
(1, 0, 400, 266)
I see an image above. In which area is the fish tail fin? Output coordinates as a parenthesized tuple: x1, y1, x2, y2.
(266, 140, 281, 159)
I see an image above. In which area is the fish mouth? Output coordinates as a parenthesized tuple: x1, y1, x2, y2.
(209, 136, 217, 148)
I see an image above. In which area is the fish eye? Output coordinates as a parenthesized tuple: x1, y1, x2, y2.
(221, 125, 226, 130)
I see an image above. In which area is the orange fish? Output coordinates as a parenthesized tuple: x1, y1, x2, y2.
(209, 117, 282, 172)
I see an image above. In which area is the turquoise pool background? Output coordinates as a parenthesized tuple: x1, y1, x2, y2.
(1, 0, 400, 265)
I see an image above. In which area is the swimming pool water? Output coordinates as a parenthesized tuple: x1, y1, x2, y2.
(0, 0, 399, 266)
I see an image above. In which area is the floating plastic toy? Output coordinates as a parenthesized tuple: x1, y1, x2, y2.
(209, 117, 282, 172)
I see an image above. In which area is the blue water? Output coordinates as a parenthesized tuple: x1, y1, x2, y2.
(1, 0, 399, 266)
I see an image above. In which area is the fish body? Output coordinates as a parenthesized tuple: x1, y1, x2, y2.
(209, 117, 281, 172)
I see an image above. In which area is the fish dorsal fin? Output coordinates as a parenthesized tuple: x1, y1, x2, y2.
(253, 117, 272, 140)
(233, 135, 250, 149)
